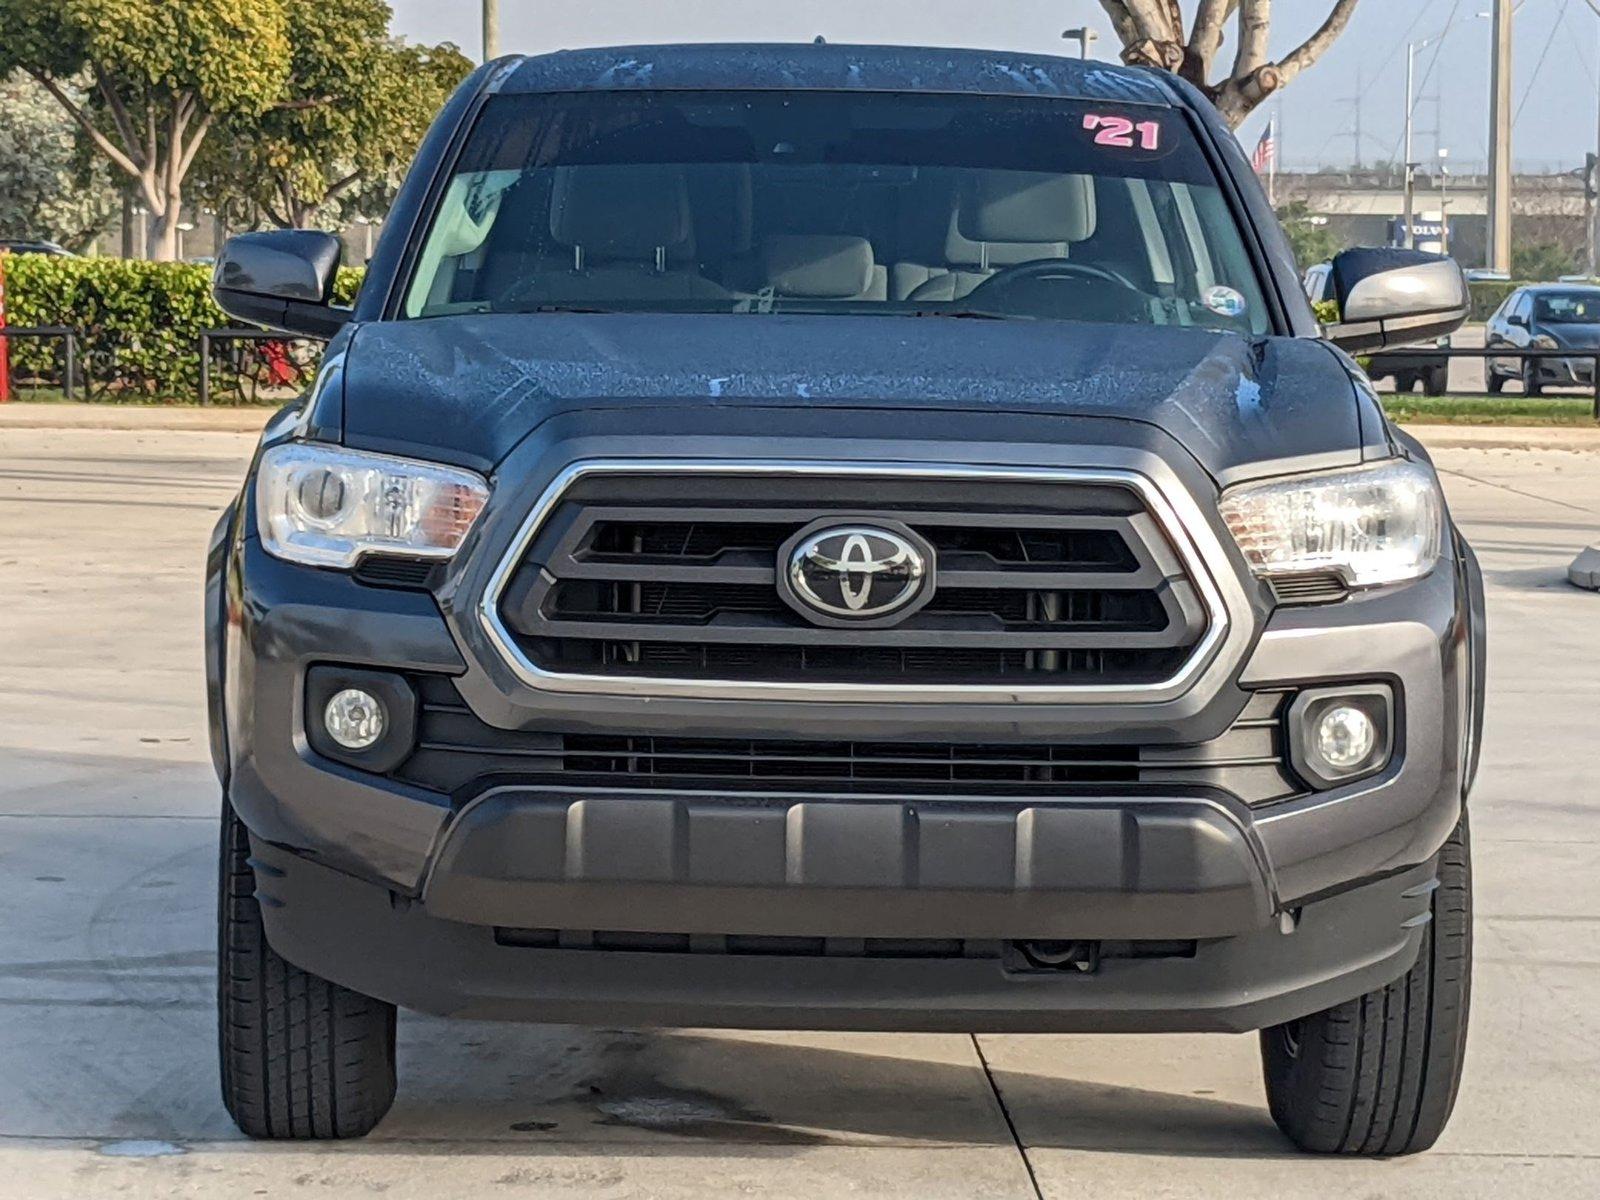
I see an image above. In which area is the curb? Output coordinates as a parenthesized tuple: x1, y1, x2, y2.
(1398, 423, 1600, 451)
(1570, 545, 1600, 591)
(0, 403, 273, 433)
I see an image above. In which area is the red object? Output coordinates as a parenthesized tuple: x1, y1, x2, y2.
(261, 339, 296, 387)
(1252, 120, 1278, 173)
(0, 251, 10, 404)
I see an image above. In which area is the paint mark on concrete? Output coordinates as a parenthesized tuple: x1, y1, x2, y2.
(98, 1140, 187, 1158)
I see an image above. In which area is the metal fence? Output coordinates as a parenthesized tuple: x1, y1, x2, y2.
(0, 327, 81, 399)
(1380, 347, 1600, 418)
(197, 330, 324, 406)
(0, 325, 324, 405)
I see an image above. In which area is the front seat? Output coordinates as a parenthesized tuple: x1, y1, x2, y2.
(533, 164, 727, 302)
(758, 234, 888, 301)
(898, 172, 1096, 303)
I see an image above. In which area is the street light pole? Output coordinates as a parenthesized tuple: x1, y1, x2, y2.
(483, 0, 500, 62)
(1438, 149, 1451, 256)
(1061, 27, 1098, 59)
(1488, 0, 1514, 274)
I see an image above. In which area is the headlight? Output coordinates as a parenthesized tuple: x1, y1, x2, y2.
(1531, 334, 1560, 350)
(256, 443, 490, 569)
(1218, 458, 1442, 587)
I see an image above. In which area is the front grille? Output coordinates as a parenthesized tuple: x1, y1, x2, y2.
(491, 470, 1213, 690)
(396, 678, 1299, 805)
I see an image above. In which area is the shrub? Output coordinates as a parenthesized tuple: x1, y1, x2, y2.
(1468, 280, 1518, 323)
(2, 254, 365, 401)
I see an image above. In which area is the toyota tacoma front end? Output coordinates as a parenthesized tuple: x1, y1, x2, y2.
(205, 44, 1484, 1153)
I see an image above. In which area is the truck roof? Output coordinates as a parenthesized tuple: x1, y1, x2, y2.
(494, 42, 1177, 107)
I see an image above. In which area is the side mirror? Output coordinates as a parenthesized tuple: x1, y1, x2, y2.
(213, 230, 350, 338)
(1322, 247, 1469, 355)
(1506, 312, 1528, 329)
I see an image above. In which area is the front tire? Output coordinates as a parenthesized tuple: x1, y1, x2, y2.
(218, 800, 398, 1139)
(1260, 815, 1471, 1156)
(1523, 362, 1544, 396)
(1423, 365, 1449, 396)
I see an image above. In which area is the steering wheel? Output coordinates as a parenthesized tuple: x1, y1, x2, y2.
(964, 257, 1143, 300)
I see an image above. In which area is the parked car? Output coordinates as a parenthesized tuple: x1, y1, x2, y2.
(205, 43, 1484, 1155)
(1463, 267, 1510, 282)
(1304, 260, 1450, 394)
(0, 238, 73, 256)
(1485, 283, 1600, 394)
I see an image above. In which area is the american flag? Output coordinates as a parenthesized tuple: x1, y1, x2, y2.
(1252, 119, 1278, 174)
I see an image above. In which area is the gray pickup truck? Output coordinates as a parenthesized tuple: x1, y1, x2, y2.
(205, 43, 1484, 1154)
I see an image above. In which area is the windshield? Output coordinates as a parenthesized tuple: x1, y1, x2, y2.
(403, 89, 1269, 333)
(1534, 291, 1600, 324)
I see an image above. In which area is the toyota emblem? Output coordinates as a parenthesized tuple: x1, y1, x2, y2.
(779, 522, 935, 626)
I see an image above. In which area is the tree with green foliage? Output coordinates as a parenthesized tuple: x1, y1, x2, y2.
(0, 73, 119, 250)
(1511, 241, 1579, 284)
(0, 0, 291, 259)
(195, 0, 471, 231)
(1275, 201, 1341, 271)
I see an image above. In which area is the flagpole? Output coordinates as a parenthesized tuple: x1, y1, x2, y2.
(1269, 110, 1280, 207)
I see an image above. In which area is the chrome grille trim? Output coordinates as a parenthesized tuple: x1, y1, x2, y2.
(477, 460, 1236, 704)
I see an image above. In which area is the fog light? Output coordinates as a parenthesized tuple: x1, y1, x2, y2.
(1287, 685, 1393, 790)
(1313, 705, 1376, 771)
(323, 688, 386, 750)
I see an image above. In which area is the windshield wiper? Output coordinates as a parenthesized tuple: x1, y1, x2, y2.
(903, 308, 1016, 321)
(512, 304, 620, 315)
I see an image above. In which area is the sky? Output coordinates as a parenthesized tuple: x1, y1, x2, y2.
(389, 1, 1599, 174)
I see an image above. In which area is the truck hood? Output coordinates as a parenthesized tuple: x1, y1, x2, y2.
(338, 313, 1364, 480)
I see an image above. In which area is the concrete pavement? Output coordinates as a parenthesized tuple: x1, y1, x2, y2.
(1, 427, 1597, 1197)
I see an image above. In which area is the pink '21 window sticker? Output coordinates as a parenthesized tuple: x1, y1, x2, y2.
(1081, 113, 1163, 152)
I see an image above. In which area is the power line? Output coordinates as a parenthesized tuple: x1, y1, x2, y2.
(1515, 0, 1569, 125)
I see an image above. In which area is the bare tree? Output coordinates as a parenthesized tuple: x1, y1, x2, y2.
(1098, 1, 1361, 127)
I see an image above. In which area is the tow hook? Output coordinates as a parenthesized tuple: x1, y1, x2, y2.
(1016, 940, 1100, 973)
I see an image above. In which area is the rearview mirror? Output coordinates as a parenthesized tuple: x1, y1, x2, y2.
(1321, 247, 1469, 355)
(213, 230, 350, 338)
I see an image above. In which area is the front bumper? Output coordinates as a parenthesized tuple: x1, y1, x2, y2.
(1535, 355, 1597, 386)
(212, 422, 1479, 1034)
(251, 831, 1436, 1033)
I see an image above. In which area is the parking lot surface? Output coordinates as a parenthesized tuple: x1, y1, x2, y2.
(2, 426, 1597, 1198)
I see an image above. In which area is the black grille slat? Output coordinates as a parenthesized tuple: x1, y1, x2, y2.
(395, 688, 1298, 802)
(498, 474, 1210, 687)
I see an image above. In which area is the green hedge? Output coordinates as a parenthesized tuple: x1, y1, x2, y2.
(1468, 280, 1518, 323)
(2, 255, 364, 400)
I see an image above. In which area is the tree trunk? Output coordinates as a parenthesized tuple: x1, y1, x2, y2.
(142, 175, 186, 261)
(148, 203, 181, 261)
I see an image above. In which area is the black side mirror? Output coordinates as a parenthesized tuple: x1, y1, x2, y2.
(1322, 247, 1469, 355)
(1506, 312, 1528, 329)
(213, 230, 350, 338)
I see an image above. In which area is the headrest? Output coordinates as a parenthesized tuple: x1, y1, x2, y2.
(762, 235, 875, 298)
(549, 165, 693, 258)
(943, 211, 1067, 268)
(959, 172, 1097, 245)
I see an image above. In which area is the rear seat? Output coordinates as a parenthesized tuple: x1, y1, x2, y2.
(894, 172, 1096, 302)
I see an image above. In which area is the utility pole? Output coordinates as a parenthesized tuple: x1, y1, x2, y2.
(483, 0, 500, 62)
(1591, 19, 1600, 278)
(1403, 42, 1417, 248)
(1488, 0, 1514, 274)
(1353, 68, 1364, 170)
